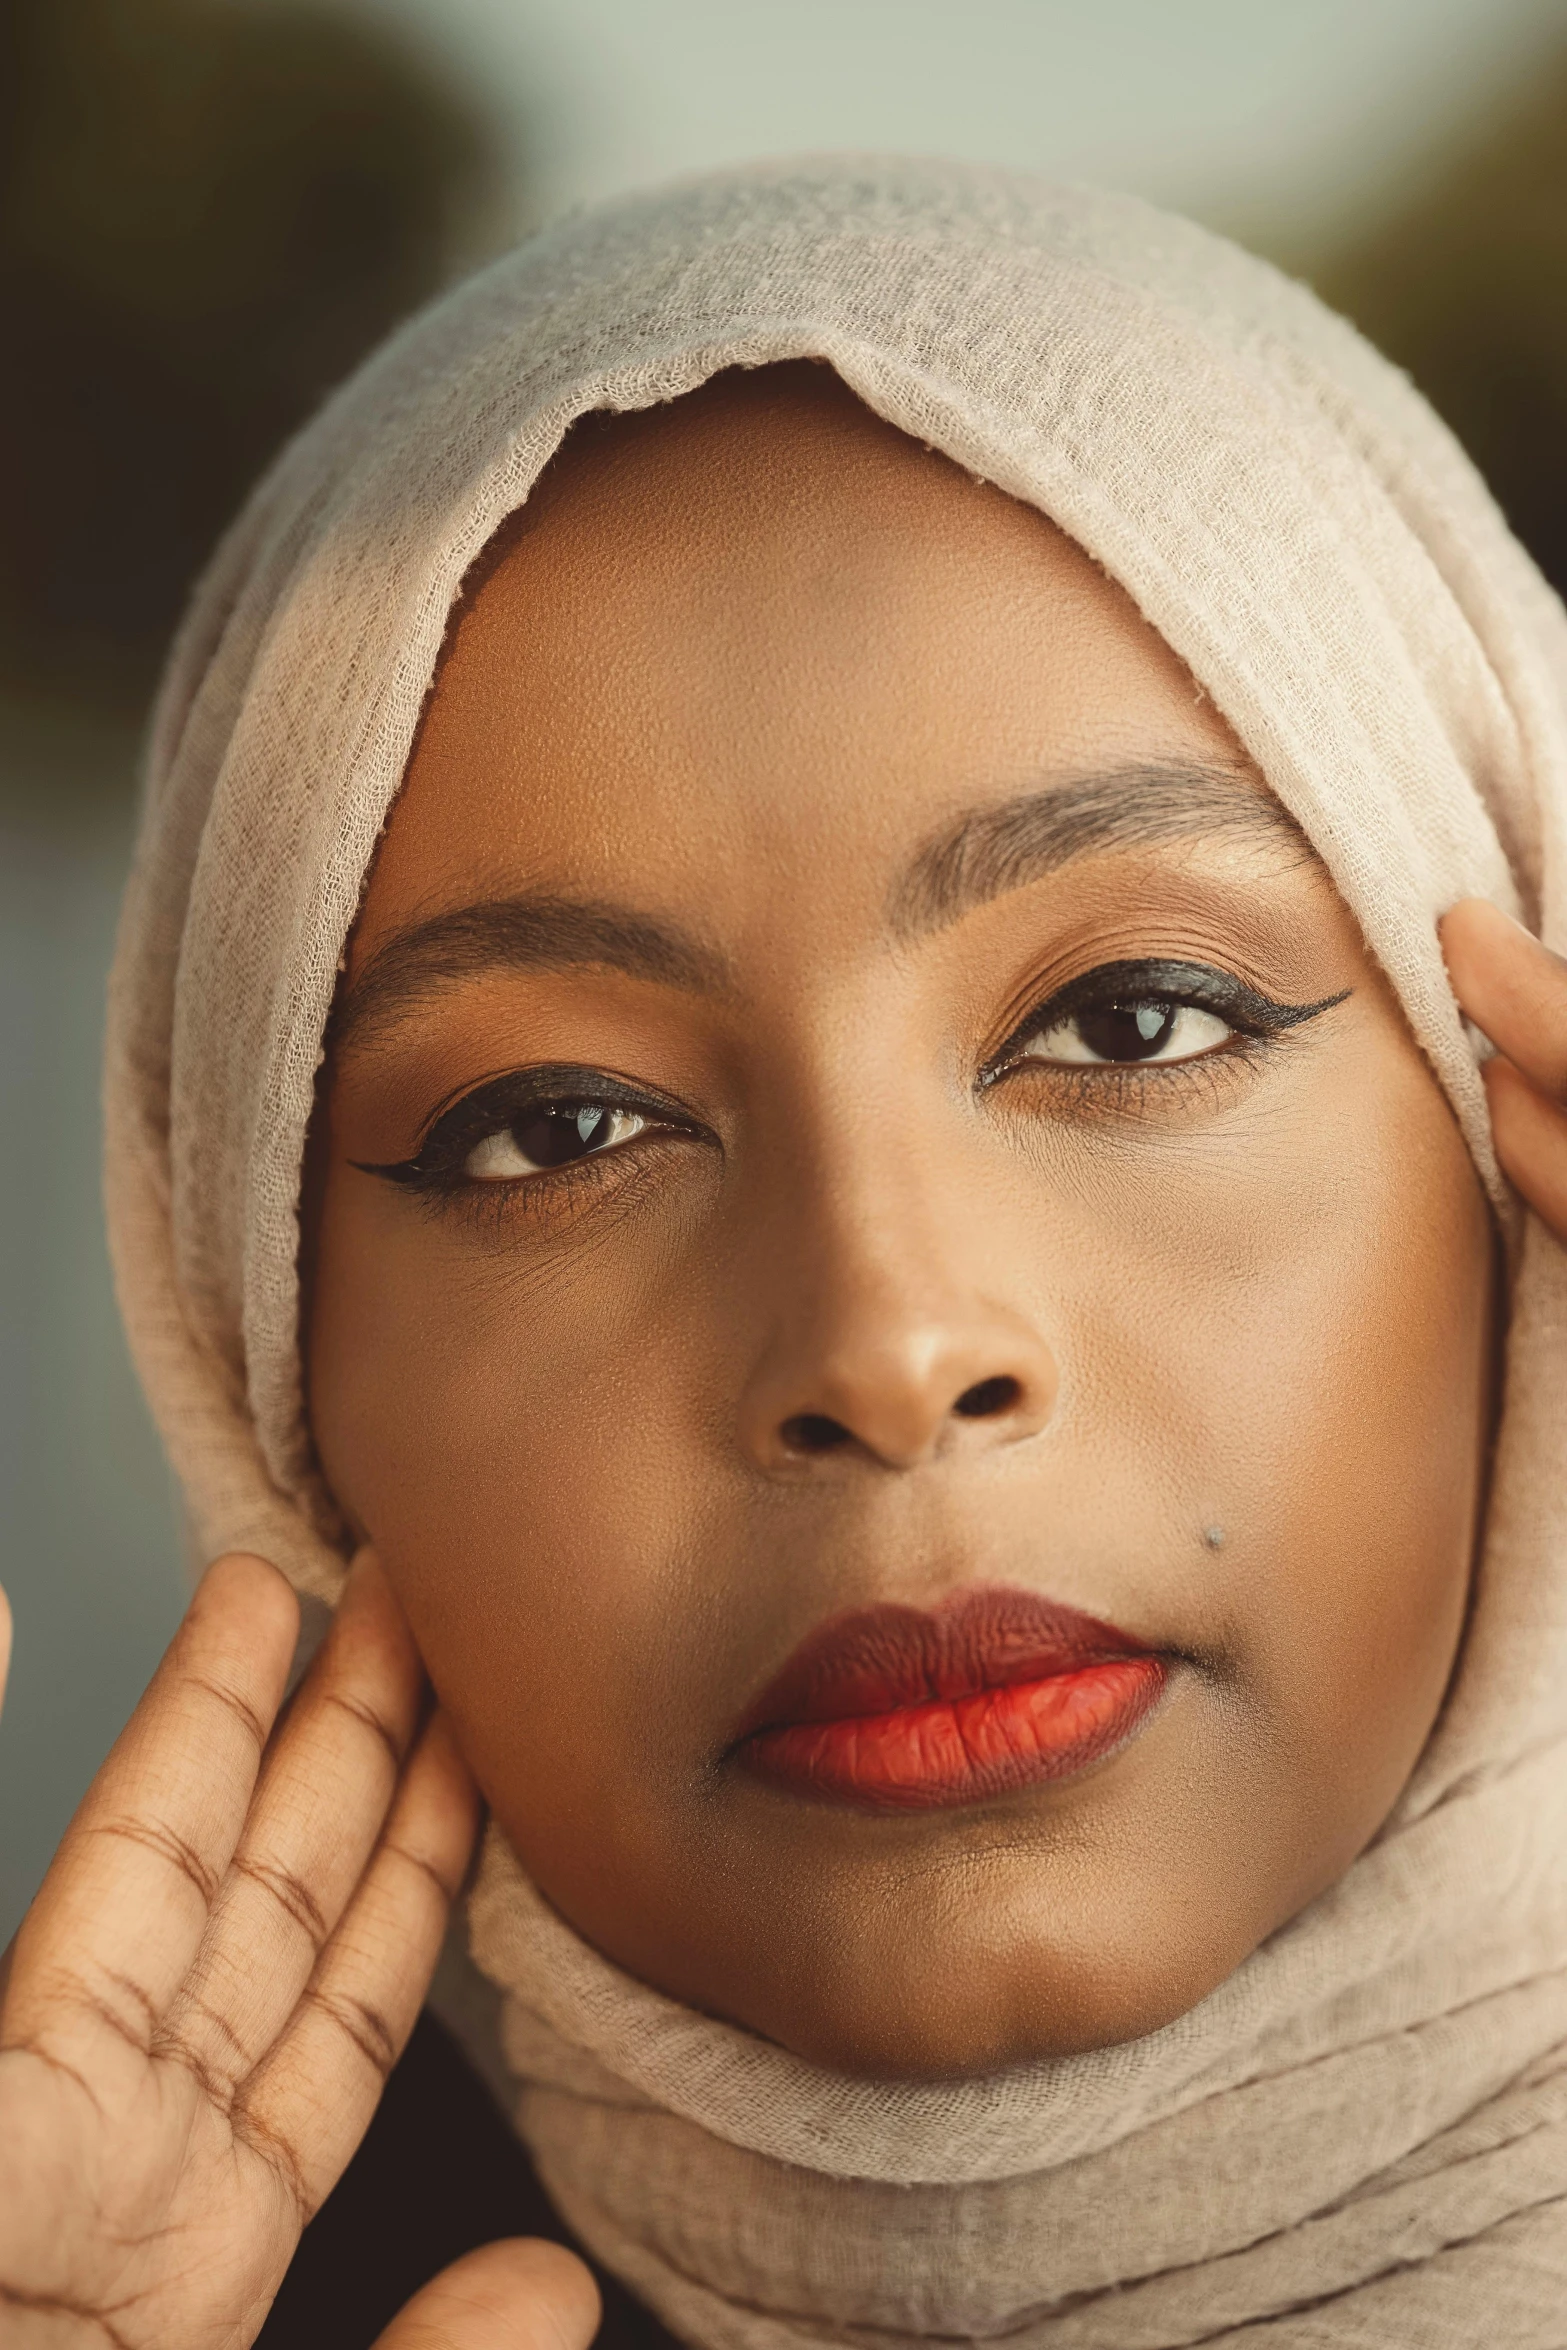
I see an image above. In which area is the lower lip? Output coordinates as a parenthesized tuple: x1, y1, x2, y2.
(739, 1655, 1167, 1809)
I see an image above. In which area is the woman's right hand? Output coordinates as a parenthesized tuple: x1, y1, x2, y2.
(0, 1552, 599, 2350)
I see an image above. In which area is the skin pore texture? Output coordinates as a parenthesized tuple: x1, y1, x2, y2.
(306, 364, 1497, 2079)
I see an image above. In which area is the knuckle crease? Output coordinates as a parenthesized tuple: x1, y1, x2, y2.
(91, 1815, 220, 1910)
(230, 1852, 330, 1948)
(302, 1982, 398, 2080)
(185, 1670, 270, 1755)
(319, 1687, 406, 1773)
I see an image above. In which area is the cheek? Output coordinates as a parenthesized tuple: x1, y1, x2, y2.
(1090, 1045, 1493, 1840)
(307, 1179, 729, 1815)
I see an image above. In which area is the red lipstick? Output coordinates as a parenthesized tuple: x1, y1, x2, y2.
(732, 1585, 1166, 1810)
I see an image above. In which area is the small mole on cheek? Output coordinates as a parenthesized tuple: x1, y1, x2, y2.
(1203, 1525, 1226, 1552)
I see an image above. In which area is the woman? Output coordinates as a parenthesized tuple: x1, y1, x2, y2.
(2, 157, 1566, 2346)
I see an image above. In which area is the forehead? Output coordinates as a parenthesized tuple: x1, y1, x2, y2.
(354, 364, 1272, 960)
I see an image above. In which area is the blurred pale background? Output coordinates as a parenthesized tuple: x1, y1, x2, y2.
(4, 0, 1566, 1941)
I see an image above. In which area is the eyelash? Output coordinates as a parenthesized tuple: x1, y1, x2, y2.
(982, 957, 1347, 1093)
(355, 960, 1348, 1205)
(352, 1064, 706, 1204)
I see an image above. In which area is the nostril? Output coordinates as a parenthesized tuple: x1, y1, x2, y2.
(780, 1411, 854, 1455)
(953, 1374, 1021, 1420)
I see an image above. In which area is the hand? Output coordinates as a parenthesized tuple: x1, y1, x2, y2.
(0, 1553, 599, 2350)
(1442, 897, 1567, 1241)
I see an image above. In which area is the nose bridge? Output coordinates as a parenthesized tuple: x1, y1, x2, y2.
(733, 1072, 1058, 1473)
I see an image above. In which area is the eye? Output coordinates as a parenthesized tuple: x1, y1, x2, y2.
(1020, 997, 1235, 1067)
(463, 1101, 650, 1180)
(985, 958, 1353, 1091)
(351, 1067, 692, 1196)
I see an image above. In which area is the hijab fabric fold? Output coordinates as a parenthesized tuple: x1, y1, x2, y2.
(105, 157, 1567, 2344)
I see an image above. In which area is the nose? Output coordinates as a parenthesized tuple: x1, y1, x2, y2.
(736, 1245, 1058, 1475)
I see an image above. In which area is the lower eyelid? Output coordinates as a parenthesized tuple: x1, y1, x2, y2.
(989, 1030, 1272, 1101)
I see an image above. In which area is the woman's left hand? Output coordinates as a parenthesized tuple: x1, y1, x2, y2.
(1441, 897, 1567, 1241)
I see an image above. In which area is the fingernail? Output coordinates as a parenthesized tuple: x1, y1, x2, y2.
(1442, 896, 1538, 943)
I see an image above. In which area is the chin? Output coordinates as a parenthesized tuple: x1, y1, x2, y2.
(713, 1868, 1249, 2079)
(763, 1954, 1222, 2080)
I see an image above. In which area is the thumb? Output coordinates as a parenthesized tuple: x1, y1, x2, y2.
(371, 2240, 601, 2350)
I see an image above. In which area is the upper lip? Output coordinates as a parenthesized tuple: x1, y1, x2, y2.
(731, 1582, 1156, 1742)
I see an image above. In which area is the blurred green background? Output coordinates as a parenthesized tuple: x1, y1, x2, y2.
(3, 0, 1565, 1939)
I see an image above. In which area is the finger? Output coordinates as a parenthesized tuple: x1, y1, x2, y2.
(1441, 898, 1567, 1100)
(370, 2242, 600, 2350)
(0, 1589, 12, 2015)
(232, 1708, 479, 2221)
(1484, 1057, 1567, 1240)
(0, 1591, 15, 2013)
(156, 1551, 425, 2103)
(1, 1555, 298, 2088)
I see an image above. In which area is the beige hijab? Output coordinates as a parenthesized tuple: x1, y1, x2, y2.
(106, 157, 1567, 2344)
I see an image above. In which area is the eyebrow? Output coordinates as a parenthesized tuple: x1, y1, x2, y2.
(891, 760, 1312, 939)
(330, 893, 732, 1054)
(333, 761, 1310, 1050)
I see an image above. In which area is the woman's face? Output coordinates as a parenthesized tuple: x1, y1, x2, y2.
(308, 366, 1496, 2076)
